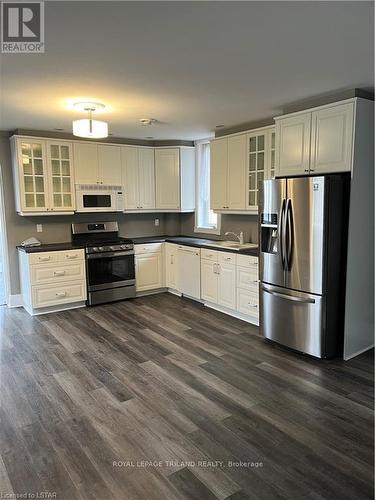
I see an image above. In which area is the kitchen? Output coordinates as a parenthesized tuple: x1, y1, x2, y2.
(0, 2, 373, 500)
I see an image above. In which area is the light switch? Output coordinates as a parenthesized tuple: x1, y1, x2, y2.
(154, 218, 159, 227)
(36, 224, 43, 233)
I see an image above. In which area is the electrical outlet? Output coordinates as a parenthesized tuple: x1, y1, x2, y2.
(36, 224, 43, 233)
(154, 218, 159, 227)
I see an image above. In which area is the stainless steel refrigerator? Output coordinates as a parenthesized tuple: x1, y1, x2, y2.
(259, 175, 349, 359)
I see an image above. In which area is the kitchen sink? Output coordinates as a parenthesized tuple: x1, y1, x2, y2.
(207, 241, 258, 251)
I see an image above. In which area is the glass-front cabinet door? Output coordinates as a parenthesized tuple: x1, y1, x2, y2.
(246, 131, 266, 210)
(47, 141, 75, 211)
(19, 140, 49, 212)
(269, 130, 276, 179)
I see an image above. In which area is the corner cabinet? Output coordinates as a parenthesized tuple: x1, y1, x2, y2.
(155, 147, 195, 212)
(11, 136, 76, 215)
(275, 100, 355, 177)
(211, 126, 275, 214)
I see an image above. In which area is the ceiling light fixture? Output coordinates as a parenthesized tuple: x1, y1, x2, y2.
(139, 118, 157, 126)
(72, 102, 108, 139)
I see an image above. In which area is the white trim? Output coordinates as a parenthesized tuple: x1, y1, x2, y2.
(23, 301, 86, 316)
(194, 223, 221, 236)
(212, 124, 275, 140)
(0, 165, 10, 306)
(343, 344, 374, 361)
(273, 97, 357, 121)
(7, 294, 23, 308)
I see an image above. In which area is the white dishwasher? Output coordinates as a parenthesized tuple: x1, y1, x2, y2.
(177, 245, 201, 300)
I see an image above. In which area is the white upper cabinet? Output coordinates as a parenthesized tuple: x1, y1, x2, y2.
(121, 146, 139, 209)
(155, 148, 180, 209)
(275, 100, 355, 177)
(73, 143, 99, 184)
(210, 138, 228, 210)
(47, 141, 75, 211)
(122, 146, 155, 210)
(227, 135, 247, 210)
(211, 127, 275, 213)
(275, 113, 311, 176)
(74, 143, 121, 185)
(310, 103, 354, 174)
(98, 145, 122, 185)
(138, 148, 155, 210)
(155, 147, 195, 212)
(11, 136, 75, 214)
(210, 135, 246, 210)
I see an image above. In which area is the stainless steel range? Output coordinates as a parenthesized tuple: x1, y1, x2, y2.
(71, 222, 135, 306)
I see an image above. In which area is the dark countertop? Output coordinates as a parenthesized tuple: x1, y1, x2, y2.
(17, 242, 85, 253)
(132, 235, 259, 256)
(18, 235, 259, 256)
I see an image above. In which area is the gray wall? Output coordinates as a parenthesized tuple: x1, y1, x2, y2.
(177, 213, 259, 243)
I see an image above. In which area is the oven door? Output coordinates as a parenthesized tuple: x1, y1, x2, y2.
(76, 191, 116, 212)
(86, 251, 135, 291)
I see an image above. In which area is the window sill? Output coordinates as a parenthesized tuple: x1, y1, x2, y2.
(194, 226, 221, 236)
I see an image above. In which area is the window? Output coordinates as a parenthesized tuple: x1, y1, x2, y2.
(194, 140, 221, 235)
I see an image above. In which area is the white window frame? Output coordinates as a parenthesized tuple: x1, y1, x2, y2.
(194, 138, 221, 235)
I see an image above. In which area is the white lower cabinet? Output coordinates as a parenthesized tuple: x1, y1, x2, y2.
(19, 248, 87, 315)
(201, 250, 237, 311)
(165, 243, 179, 291)
(135, 242, 258, 325)
(135, 243, 164, 292)
(236, 254, 259, 324)
(177, 245, 201, 300)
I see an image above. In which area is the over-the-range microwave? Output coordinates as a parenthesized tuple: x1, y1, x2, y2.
(75, 185, 124, 212)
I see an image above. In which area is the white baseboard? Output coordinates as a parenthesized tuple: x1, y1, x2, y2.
(7, 294, 23, 308)
(344, 344, 375, 360)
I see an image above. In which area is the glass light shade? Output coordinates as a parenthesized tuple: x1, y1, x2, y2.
(72, 118, 108, 138)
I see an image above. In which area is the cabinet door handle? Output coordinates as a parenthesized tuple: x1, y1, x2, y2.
(55, 291, 67, 297)
(39, 256, 51, 261)
(304, 169, 309, 173)
(54, 270, 66, 276)
(170, 255, 173, 265)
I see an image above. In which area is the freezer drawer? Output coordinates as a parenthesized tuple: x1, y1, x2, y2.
(260, 283, 326, 358)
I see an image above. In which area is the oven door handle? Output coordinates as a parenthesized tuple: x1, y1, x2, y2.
(86, 250, 134, 259)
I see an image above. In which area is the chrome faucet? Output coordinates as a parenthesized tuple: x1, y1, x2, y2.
(225, 231, 244, 245)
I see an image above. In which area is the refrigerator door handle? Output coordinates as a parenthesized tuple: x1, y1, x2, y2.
(279, 199, 286, 270)
(262, 286, 316, 304)
(286, 199, 294, 270)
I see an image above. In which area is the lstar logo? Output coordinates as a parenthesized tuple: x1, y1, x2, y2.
(1, 1, 45, 53)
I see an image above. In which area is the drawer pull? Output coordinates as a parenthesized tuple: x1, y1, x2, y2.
(55, 291, 67, 297)
(224, 257, 232, 261)
(66, 254, 78, 259)
(39, 256, 51, 261)
(54, 270, 66, 276)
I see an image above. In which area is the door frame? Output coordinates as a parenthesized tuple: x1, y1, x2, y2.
(0, 164, 10, 305)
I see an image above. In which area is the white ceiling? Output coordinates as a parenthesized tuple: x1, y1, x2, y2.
(0, 1, 373, 140)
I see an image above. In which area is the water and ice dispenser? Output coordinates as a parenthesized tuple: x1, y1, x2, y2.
(260, 212, 279, 254)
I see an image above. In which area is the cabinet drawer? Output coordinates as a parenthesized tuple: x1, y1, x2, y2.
(237, 288, 259, 317)
(218, 252, 236, 265)
(237, 254, 258, 270)
(31, 262, 85, 285)
(201, 248, 218, 262)
(32, 280, 86, 308)
(29, 252, 60, 265)
(29, 249, 84, 265)
(135, 243, 163, 255)
(60, 250, 84, 262)
(237, 266, 259, 291)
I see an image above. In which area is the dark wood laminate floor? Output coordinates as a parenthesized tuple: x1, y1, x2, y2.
(0, 293, 373, 500)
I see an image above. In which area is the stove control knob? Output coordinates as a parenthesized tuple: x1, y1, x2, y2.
(121, 244, 128, 250)
(98, 246, 105, 252)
